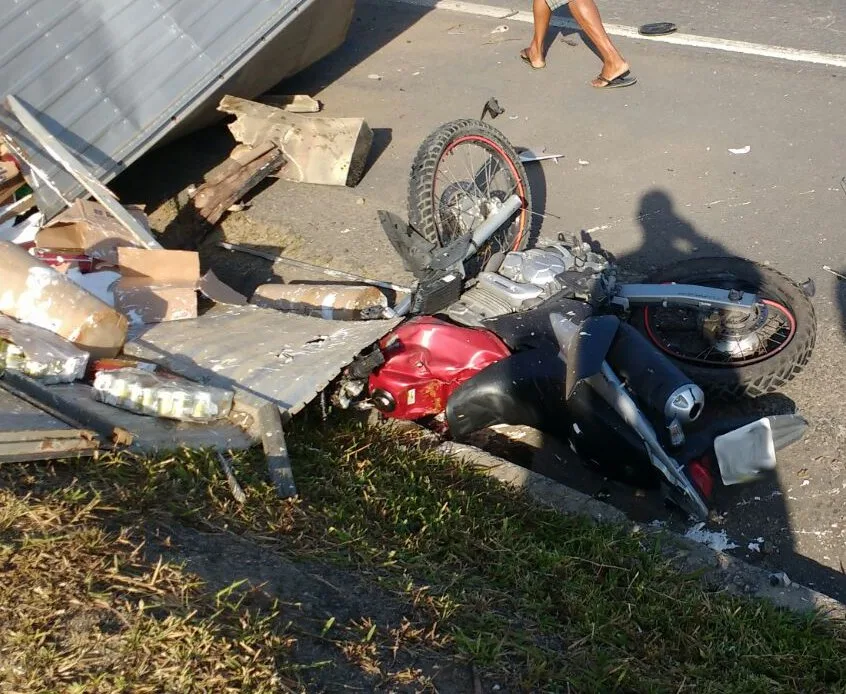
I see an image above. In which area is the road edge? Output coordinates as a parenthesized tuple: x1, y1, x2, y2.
(431, 440, 845, 619)
(370, 416, 845, 617)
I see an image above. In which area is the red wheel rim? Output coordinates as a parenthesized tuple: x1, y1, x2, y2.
(643, 298, 797, 367)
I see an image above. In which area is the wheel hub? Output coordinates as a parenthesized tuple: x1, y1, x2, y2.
(440, 182, 503, 238)
(701, 304, 771, 358)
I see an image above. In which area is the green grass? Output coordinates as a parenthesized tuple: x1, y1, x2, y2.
(2, 414, 845, 693)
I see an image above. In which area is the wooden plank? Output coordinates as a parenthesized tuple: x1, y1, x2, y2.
(202, 142, 276, 187)
(192, 146, 285, 225)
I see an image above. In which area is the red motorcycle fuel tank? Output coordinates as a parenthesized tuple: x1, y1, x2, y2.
(369, 316, 511, 420)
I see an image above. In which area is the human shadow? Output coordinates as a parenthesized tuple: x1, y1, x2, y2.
(454, 186, 846, 602)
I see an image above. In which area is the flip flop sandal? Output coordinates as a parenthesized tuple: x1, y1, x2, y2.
(639, 22, 677, 36)
(520, 51, 545, 70)
(593, 71, 637, 89)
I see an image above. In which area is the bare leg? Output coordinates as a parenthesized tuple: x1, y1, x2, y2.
(568, 0, 629, 85)
(520, 0, 552, 68)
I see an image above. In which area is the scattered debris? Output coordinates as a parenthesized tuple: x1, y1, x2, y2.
(1, 240, 128, 358)
(257, 402, 297, 499)
(220, 96, 373, 188)
(638, 22, 678, 36)
(822, 265, 846, 281)
(93, 367, 234, 422)
(218, 242, 412, 294)
(684, 523, 739, 551)
(728, 145, 751, 155)
(6, 95, 162, 251)
(491, 25, 509, 34)
(250, 283, 389, 321)
(36, 199, 152, 264)
(0, 195, 36, 227)
(518, 148, 564, 164)
(114, 249, 203, 324)
(0, 156, 23, 203)
(217, 451, 247, 503)
(0, 384, 98, 463)
(578, 159, 590, 166)
(770, 571, 792, 588)
(0, 316, 89, 384)
(368, 73, 383, 80)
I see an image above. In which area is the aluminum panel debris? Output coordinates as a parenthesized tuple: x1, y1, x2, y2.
(123, 305, 402, 415)
(0, 0, 355, 219)
(0, 384, 98, 463)
(3, 370, 253, 454)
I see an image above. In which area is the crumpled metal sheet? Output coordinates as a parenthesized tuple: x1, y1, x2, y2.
(0, 0, 354, 220)
(124, 305, 401, 415)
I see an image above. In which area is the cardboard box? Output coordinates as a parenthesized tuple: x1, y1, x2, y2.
(114, 248, 201, 325)
(36, 199, 151, 264)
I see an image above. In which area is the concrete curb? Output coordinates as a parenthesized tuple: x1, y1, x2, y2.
(435, 440, 846, 619)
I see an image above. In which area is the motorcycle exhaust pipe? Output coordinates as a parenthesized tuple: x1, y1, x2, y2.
(607, 323, 705, 425)
(591, 362, 711, 520)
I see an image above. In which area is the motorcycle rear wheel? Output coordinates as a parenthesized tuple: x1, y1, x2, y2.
(630, 257, 816, 400)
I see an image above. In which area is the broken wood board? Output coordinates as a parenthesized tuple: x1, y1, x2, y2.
(256, 94, 321, 113)
(219, 95, 373, 187)
(123, 305, 401, 425)
(0, 383, 98, 462)
(192, 145, 285, 226)
(2, 370, 253, 454)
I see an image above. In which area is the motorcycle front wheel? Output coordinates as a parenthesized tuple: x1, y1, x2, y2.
(407, 118, 533, 278)
(630, 257, 816, 400)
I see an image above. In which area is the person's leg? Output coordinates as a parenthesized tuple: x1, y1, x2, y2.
(567, 0, 629, 85)
(520, 0, 552, 68)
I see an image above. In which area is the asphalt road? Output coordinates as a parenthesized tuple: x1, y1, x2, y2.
(122, 0, 846, 601)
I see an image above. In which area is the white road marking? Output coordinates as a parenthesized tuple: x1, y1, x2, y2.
(381, 0, 846, 68)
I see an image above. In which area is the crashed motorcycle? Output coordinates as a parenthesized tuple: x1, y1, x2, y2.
(344, 111, 817, 519)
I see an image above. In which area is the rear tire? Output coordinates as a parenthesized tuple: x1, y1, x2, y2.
(630, 257, 816, 400)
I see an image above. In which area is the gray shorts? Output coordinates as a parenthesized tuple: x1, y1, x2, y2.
(546, 0, 571, 9)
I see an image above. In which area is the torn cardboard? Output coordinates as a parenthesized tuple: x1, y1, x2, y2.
(36, 199, 150, 264)
(114, 248, 247, 325)
(114, 249, 201, 324)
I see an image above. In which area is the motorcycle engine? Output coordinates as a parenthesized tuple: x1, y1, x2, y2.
(447, 242, 611, 326)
